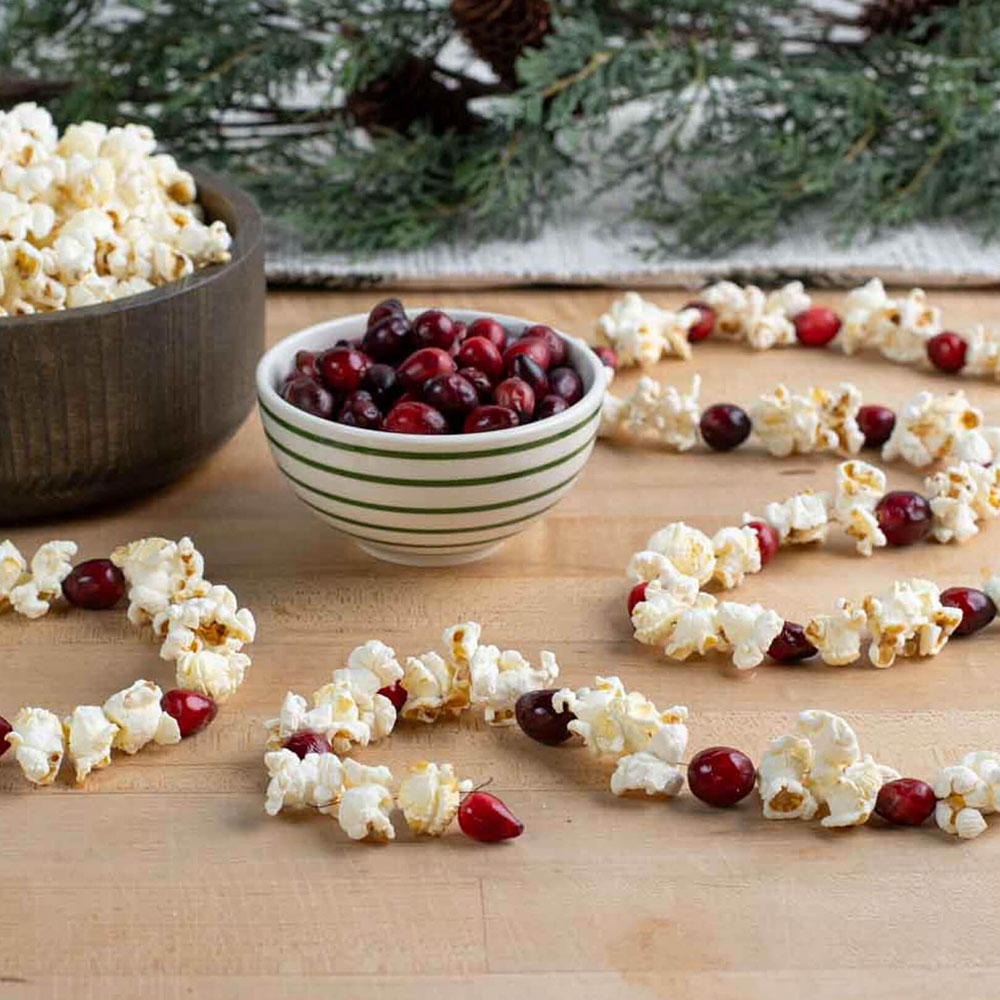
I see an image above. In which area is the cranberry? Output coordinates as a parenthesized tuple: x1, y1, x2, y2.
(876, 490, 932, 546)
(503, 337, 551, 374)
(283, 731, 332, 758)
(875, 778, 936, 826)
(523, 324, 567, 366)
(458, 790, 524, 842)
(927, 331, 967, 374)
(593, 345, 618, 370)
(547, 367, 583, 405)
(627, 582, 647, 616)
(699, 403, 751, 451)
(458, 367, 493, 402)
(514, 689, 575, 745)
(282, 375, 336, 419)
(423, 372, 479, 422)
(384, 401, 448, 435)
(940, 586, 997, 636)
(687, 746, 756, 807)
(455, 337, 504, 382)
(396, 347, 455, 390)
(794, 306, 842, 347)
(494, 377, 536, 423)
(746, 520, 779, 565)
(377, 681, 408, 712)
(318, 346, 371, 392)
(767, 621, 817, 663)
(361, 363, 402, 410)
(334, 336, 364, 350)
(367, 297, 404, 328)
(683, 301, 715, 341)
(160, 689, 218, 738)
(409, 309, 458, 351)
(536, 395, 569, 420)
(464, 405, 519, 433)
(337, 390, 382, 430)
(362, 314, 410, 363)
(62, 558, 126, 610)
(0, 713, 11, 758)
(467, 317, 507, 350)
(857, 405, 896, 448)
(293, 349, 320, 379)
(509, 354, 549, 398)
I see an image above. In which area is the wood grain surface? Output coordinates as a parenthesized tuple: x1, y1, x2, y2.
(2, 287, 999, 1000)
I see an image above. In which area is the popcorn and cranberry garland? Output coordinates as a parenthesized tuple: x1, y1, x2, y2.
(0, 536, 254, 786)
(262, 622, 546, 842)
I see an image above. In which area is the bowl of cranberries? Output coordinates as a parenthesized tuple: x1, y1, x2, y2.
(257, 299, 606, 566)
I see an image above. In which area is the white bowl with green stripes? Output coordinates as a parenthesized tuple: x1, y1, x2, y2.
(257, 310, 606, 566)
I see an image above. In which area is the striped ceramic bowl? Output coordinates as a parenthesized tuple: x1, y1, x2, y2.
(256, 309, 606, 566)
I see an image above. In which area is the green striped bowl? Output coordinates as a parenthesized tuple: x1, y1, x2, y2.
(256, 309, 606, 566)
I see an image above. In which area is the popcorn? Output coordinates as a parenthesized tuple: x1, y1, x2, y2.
(700, 281, 804, 349)
(924, 465, 980, 544)
(441, 621, 480, 672)
(933, 764, 993, 840)
(469, 646, 559, 725)
(111, 536, 206, 625)
(882, 390, 985, 468)
(7, 540, 77, 618)
(985, 573, 1000, 609)
(831, 460, 887, 556)
(155, 584, 256, 660)
(5, 707, 65, 785)
(401, 651, 470, 723)
(396, 761, 472, 836)
(596, 292, 671, 366)
(962, 325, 1000, 377)
(811, 383, 864, 455)
(804, 598, 868, 666)
(716, 601, 783, 670)
(175, 648, 250, 703)
(336, 759, 395, 842)
(711, 525, 761, 589)
(749, 384, 829, 457)
(661, 593, 727, 661)
(312, 671, 397, 752)
(265, 691, 335, 750)
(102, 679, 181, 754)
(645, 521, 716, 585)
(821, 757, 889, 828)
(764, 491, 830, 545)
(869, 288, 941, 364)
(347, 639, 404, 687)
(610, 752, 685, 797)
(966, 463, 1000, 519)
(625, 550, 699, 604)
(64, 705, 118, 784)
(757, 735, 818, 820)
(600, 375, 702, 451)
(264, 748, 345, 816)
(630, 581, 694, 647)
(861, 578, 962, 668)
(0, 539, 27, 609)
(701, 281, 749, 339)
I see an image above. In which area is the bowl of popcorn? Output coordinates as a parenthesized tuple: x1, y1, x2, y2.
(0, 104, 264, 522)
(257, 299, 606, 565)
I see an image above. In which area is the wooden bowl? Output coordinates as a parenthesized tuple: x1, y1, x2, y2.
(0, 169, 265, 523)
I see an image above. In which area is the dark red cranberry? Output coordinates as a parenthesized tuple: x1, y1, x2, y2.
(377, 681, 408, 712)
(515, 689, 575, 745)
(62, 558, 126, 610)
(503, 337, 551, 374)
(464, 405, 519, 433)
(699, 403, 751, 452)
(857, 405, 896, 448)
(794, 306, 842, 347)
(876, 490, 932, 546)
(536, 395, 569, 420)
(683, 301, 715, 342)
(494, 377, 536, 423)
(384, 401, 448, 435)
(361, 363, 401, 410)
(627, 582, 647, 616)
(940, 586, 997, 636)
(423, 372, 479, 422)
(746, 520, 779, 565)
(337, 390, 382, 429)
(593, 345, 618, 370)
(927, 331, 967, 374)
(875, 778, 936, 826)
(523, 325, 567, 366)
(409, 309, 458, 351)
(362, 313, 410, 363)
(687, 746, 756, 807)
(458, 367, 493, 402)
(160, 689, 218, 738)
(396, 347, 455, 390)
(282, 375, 336, 419)
(547, 367, 583, 405)
(367, 297, 404, 328)
(456, 337, 504, 382)
(509, 354, 549, 398)
(0, 713, 11, 757)
(458, 791, 524, 842)
(467, 317, 507, 350)
(293, 349, 320, 379)
(283, 731, 332, 758)
(318, 346, 371, 393)
(767, 621, 817, 663)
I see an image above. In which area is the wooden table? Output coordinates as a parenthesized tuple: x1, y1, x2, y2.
(3, 288, 1000, 1000)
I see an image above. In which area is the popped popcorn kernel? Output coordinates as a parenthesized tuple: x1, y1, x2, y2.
(397, 761, 472, 836)
(6, 706, 65, 785)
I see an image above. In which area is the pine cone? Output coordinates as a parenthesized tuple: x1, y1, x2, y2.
(451, 0, 551, 86)
(857, 0, 961, 36)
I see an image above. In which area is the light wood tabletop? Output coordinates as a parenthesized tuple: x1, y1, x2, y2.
(3, 286, 1000, 1000)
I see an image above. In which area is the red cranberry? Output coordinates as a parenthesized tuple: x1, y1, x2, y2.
(283, 731, 332, 758)
(396, 347, 455, 390)
(410, 309, 458, 351)
(627, 582, 647, 616)
(509, 354, 549, 398)
(746, 520, 779, 565)
(523, 325, 567, 366)
(927, 331, 967, 374)
(384, 401, 448, 435)
(458, 790, 524, 842)
(293, 349, 320, 379)
(687, 746, 756, 807)
(503, 337, 551, 374)
(464, 405, 519, 433)
(337, 390, 382, 430)
(547, 367, 583, 405)
(423, 372, 479, 422)
(857, 405, 896, 448)
(0, 713, 11, 758)
(536, 395, 569, 420)
(62, 558, 126, 610)
(367, 297, 404, 328)
(876, 490, 932, 546)
(593, 345, 618, 370)
(515, 689, 575, 745)
(362, 314, 410, 363)
(494, 377, 536, 423)
(767, 621, 817, 663)
(377, 681, 408, 712)
(699, 403, 751, 451)
(940, 586, 997, 636)
(160, 689, 218, 738)
(318, 346, 371, 392)
(458, 366, 493, 402)
(455, 337, 504, 382)
(282, 375, 336, 419)
(467, 317, 507, 350)
(875, 778, 936, 826)
(683, 301, 715, 342)
(794, 306, 842, 347)
(361, 363, 401, 410)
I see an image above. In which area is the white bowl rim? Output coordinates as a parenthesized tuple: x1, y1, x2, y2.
(256, 308, 606, 452)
